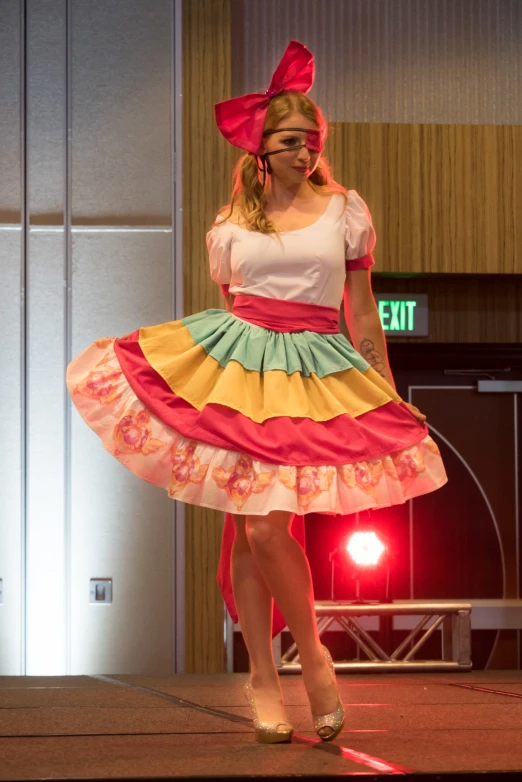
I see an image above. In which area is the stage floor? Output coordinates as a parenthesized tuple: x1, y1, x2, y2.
(2, 670, 522, 780)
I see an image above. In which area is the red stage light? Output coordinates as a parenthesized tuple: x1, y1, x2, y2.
(346, 531, 386, 567)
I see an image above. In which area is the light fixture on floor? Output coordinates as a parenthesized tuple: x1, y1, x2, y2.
(329, 511, 391, 604)
(346, 530, 386, 568)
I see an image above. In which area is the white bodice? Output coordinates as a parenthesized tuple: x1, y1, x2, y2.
(206, 190, 376, 309)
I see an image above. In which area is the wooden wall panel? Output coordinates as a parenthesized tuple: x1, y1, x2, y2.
(182, 0, 234, 673)
(326, 124, 522, 274)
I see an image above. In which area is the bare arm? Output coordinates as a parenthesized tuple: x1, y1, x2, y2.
(343, 268, 397, 391)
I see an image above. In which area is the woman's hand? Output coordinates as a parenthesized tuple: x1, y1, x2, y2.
(403, 401, 427, 424)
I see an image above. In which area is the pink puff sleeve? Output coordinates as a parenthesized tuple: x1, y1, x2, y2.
(344, 190, 376, 272)
(206, 216, 233, 298)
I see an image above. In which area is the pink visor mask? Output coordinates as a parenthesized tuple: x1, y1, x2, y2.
(261, 127, 324, 156)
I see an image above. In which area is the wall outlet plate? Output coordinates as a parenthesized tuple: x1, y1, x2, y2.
(89, 579, 112, 604)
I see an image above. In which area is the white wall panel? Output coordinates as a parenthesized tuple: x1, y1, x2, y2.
(23, 0, 68, 675)
(70, 421, 175, 673)
(233, 0, 522, 125)
(27, 0, 66, 223)
(0, 230, 23, 674)
(25, 231, 66, 675)
(70, 230, 175, 674)
(71, 0, 173, 223)
(70, 231, 174, 338)
(0, 0, 23, 675)
(0, 0, 21, 221)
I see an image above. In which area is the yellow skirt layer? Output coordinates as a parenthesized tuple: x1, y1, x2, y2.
(139, 321, 403, 424)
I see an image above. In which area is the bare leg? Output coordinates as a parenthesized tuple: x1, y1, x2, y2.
(245, 510, 339, 728)
(230, 513, 288, 725)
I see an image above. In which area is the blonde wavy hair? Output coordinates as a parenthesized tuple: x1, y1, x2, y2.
(215, 91, 347, 234)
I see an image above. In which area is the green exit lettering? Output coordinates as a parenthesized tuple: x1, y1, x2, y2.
(378, 300, 417, 331)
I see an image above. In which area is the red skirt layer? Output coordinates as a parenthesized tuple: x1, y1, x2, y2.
(114, 332, 427, 466)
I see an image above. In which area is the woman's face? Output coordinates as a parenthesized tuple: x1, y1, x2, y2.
(261, 111, 321, 184)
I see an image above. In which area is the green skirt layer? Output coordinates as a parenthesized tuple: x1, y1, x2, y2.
(181, 309, 371, 379)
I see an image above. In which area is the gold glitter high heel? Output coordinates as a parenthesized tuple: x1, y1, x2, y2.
(244, 679, 293, 744)
(311, 645, 345, 742)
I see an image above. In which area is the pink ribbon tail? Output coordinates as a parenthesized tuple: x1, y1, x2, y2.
(216, 511, 307, 638)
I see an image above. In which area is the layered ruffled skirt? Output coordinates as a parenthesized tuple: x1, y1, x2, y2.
(66, 294, 448, 634)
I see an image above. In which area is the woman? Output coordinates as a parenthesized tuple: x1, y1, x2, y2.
(67, 40, 447, 745)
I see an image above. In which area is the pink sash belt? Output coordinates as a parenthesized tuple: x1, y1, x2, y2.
(231, 293, 340, 333)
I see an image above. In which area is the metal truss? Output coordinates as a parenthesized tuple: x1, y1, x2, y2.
(277, 601, 472, 673)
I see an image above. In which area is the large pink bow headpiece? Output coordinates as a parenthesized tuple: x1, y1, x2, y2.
(214, 40, 318, 155)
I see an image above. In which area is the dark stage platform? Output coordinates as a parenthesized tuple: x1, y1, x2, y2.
(2, 670, 522, 780)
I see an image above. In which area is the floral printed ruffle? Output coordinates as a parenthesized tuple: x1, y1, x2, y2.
(67, 338, 448, 515)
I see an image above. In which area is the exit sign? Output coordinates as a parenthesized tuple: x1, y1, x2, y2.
(374, 294, 428, 336)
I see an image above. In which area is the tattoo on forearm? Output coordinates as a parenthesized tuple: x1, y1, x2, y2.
(359, 338, 386, 378)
